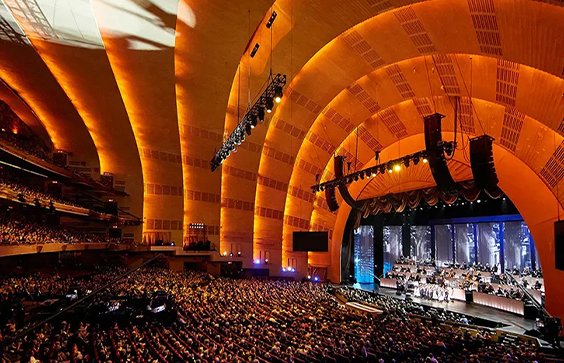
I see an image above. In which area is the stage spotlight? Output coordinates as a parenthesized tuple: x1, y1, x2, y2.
(223, 251, 227, 256)
(282, 267, 287, 272)
(265, 259, 269, 264)
(360, 173, 364, 180)
(257, 107, 265, 122)
(307, 275, 311, 279)
(246, 124, 252, 136)
(255, 259, 261, 264)
(387, 162, 394, 173)
(379, 165, 386, 174)
(413, 155, 420, 165)
(250, 43, 260, 58)
(354, 175, 359, 181)
(394, 164, 401, 172)
(403, 158, 410, 168)
(372, 172, 377, 177)
(251, 115, 258, 129)
(477, 199, 481, 203)
(274, 85, 283, 103)
(265, 97, 274, 113)
(291, 268, 296, 273)
(266, 11, 277, 28)
(314, 276, 319, 282)
(237, 251, 241, 257)
(423, 157, 428, 163)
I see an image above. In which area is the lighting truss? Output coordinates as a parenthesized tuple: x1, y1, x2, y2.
(310, 144, 452, 193)
(210, 73, 286, 172)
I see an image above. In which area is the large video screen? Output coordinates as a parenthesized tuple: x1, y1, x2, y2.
(292, 231, 328, 252)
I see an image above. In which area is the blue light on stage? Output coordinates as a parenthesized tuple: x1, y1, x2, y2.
(354, 225, 374, 283)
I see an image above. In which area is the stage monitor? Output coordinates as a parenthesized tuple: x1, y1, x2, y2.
(555, 220, 564, 271)
(293, 231, 328, 252)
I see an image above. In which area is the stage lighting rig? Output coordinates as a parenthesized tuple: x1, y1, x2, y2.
(210, 73, 286, 172)
(309, 142, 453, 193)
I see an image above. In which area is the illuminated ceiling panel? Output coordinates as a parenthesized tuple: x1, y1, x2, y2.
(90, 0, 183, 238)
(3, 0, 103, 48)
(93, 0, 182, 50)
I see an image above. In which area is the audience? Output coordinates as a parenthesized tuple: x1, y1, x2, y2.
(0, 268, 555, 363)
(0, 218, 121, 245)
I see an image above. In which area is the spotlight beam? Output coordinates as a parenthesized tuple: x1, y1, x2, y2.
(210, 74, 286, 172)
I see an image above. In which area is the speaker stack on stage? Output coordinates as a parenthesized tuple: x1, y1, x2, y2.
(424, 113, 457, 193)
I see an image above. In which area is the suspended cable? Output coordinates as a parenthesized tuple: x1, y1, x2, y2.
(423, 56, 436, 113)
(454, 55, 485, 134)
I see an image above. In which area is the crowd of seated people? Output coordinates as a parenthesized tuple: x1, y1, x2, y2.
(0, 218, 121, 245)
(478, 283, 525, 300)
(338, 287, 471, 324)
(0, 176, 85, 209)
(0, 129, 51, 162)
(0, 267, 557, 363)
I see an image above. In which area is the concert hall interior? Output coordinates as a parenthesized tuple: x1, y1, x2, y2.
(1, 0, 564, 361)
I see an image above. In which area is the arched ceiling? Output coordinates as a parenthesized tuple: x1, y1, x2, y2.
(1, 0, 564, 269)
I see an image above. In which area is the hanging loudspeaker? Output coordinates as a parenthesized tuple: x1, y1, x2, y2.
(325, 187, 339, 212)
(334, 156, 360, 209)
(424, 113, 457, 193)
(470, 135, 498, 189)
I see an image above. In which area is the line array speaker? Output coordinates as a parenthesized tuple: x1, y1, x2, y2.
(334, 156, 360, 209)
(325, 187, 339, 212)
(470, 135, 498, 189)
(424, 113, 457, 193)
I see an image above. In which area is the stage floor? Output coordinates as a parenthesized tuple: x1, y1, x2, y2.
(353, 283, 537, 335)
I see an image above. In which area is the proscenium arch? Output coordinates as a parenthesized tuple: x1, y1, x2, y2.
(250, 0, 564, 270)
(327, 133, 564, 320)
(282, 54, 564, 267)
(301, 97, 560, 277)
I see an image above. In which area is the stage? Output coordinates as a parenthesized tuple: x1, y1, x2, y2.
(353, 283, 537, 336)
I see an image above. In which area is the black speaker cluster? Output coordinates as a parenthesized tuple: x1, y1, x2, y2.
(424, 113, 498, 192)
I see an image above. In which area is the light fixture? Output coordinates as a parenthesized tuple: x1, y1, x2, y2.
(282, 267, 287, 272)
(274, 85, 283, 103)
(223, 251, 227, 256)
(250, 43, 260, 58)
(422, 158, 428, 163)
(403, 158, 410, 168)
(307, 275, 311, 279)
(266, 11, 277, 28)
(210, 74, 286, 171)
(257, 107, 265, 122)
(394, 164, 401, 172)
(265, 97, 274, 113)
(413, 155, 420, 165)
(372, 172, 377, 177)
